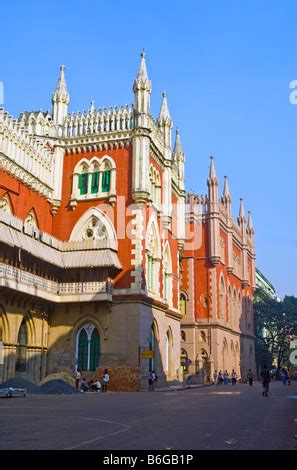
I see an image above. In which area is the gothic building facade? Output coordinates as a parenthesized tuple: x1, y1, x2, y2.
(180, 161, 256, 382)
(0, 54, 255, 388)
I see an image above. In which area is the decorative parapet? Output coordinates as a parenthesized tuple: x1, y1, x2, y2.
(0, 108, 54, 198)
(62, 105, 135, 138)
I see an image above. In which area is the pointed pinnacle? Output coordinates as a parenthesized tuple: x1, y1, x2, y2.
(159, 91, 171, 121)
(173, 127, 183, 155)
(137, 50, 148, 80)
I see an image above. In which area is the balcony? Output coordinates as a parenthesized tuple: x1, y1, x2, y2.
(0, 263, 113, 303)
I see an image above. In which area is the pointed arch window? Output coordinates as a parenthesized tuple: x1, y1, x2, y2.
(146, 221, 160, 294)
(219, 276, 226, 320)
(71, 156, 116, 205)
(77, 324, 100, 371)
(163, 244, 172, 305)
(102, 168, 111, 192)
(179, 293, 187, 316)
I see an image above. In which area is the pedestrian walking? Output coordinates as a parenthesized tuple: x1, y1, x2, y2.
(74, 368, 81, 389)
(148, 370, 154, 391)
(281, 369, 287, 385)
(231, 370, 237, 385)
(247, 369, 253, 386)
(102, 369, 110, 393)
(218, 370, 223, 385)
(261, 365, 270, 397)
(224, 370, 229, 385)
(213, 370, 218, 384)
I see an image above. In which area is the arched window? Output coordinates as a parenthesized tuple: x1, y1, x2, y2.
(232, 288, 236, 325)
(181, 348, 188, 374)
(76, 324, 100, 371)
(78, 329, 88, 371)
(0, 194, 13, 214)
(237, 292, 242, 329)
(149, 166, 161, 207)
(15, 321, 27, 373)
(219, 276, 226, 320)
(179, 293, 187, 316)
(146, 220, 160, 294)
(181, 330, 186, 341)
(71, 156, 116, 205)
(163, 243, 172, 305)
(200, 331, 206, 342)
(101, 160, 111, 193)
(79, 165, 89, 195)
(228, 286, 232, 323)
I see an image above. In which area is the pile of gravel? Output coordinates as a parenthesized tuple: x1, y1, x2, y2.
(39, 379, 80, 395)
(0, 377, 41, 394)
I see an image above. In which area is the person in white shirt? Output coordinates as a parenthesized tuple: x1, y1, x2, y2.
(102, 369, 110, 393)
(74, 368, 81, 389)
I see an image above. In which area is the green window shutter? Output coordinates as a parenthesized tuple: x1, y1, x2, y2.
(80, 173, 88, 195)
(102, 170, 111, 192)
(78, 329, 88, 370)
(90, 329, 100, 371)
(91, 172, 99, 194)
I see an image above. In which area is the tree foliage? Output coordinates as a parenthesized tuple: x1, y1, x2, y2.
(254, 293, 297, 370)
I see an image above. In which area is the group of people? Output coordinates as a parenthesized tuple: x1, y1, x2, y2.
(74, 368, 110, 393)
(213, 370, 238, 385)
(148, 370, 158, 390)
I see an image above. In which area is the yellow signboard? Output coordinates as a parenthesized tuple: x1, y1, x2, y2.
(141, 350, 154, 359)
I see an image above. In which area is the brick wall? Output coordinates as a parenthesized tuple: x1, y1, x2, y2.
(92, 366, 140, 392)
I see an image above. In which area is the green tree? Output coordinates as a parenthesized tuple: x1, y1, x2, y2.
(254, 294, 297, 372)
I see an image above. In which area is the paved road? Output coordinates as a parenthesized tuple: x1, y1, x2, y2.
(0, 381, 296, 450)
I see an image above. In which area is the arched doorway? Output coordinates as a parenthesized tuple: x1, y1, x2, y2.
(76, 324, 100, 371)
(201, 349, 211, 383)
(180, 348, 188, 376)
(16, 321, 27, 374)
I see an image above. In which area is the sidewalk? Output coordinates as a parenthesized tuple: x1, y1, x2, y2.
(141, 383, 213, 392)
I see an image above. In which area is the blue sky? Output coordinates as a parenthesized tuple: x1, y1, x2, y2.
(1, 1, 296, 297)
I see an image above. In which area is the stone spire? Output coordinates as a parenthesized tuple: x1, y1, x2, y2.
(207, 156, 220, 265)
(173, 128, 185, 191)
(222, 176, 232, 205)
(132, 51, 151, 203)
(52, 65, 70, 126)
(133, 50, 151, 121)
(237, 198, 246, 225)
(207, 156, 219, 201)
(173, 128, 183, 157)
(158, 91, 173, 161)
(158, 92, 171, 123)
(90, 100, 95, 112)
(247, 211, 254, 235)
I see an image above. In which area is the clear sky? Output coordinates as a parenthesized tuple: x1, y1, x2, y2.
(1, 0, 296, 297)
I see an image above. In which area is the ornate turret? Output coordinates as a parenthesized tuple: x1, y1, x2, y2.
(52, 65, 69, 126)
(173, 128, 185, 191)
(207, 157, 220, 265)
(247, 211, 254, 235)
(158, 92, 173, 161)
(132, 52, 151, 203)
(133, 51, 151, 128)
(237, 198, 246, 227)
